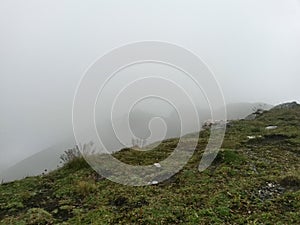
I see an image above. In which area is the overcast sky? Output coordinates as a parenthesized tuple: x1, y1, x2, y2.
(1, 0, 300, 171)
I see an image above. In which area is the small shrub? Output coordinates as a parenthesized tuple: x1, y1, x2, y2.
(223, 150, 245, 165)
(75, 181, 97, 196)
(251, 127, 261, 132)
(25, 208, 54, 225)
(64, 157, 89, 171)
(60, 146, 89, 170)
(214, 149, 246, 166)
(60, 145, 82, 164)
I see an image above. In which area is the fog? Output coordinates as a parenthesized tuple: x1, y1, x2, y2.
(1, 0, 300, 172)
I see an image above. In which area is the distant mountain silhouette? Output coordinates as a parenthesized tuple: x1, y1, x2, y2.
(0, 137, 76, 183)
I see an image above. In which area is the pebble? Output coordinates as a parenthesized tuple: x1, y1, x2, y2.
(265, 126, 278, 130)
(258, 182, 285, 200)
(154, 163, 161, 168)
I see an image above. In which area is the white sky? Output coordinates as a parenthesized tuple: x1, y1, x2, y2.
(0, 0, 300, 170)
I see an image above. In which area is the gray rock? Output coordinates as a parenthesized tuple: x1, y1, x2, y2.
(272, 101, 299, 110)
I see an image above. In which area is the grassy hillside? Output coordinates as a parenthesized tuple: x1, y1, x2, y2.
(0, 104, 300, 224)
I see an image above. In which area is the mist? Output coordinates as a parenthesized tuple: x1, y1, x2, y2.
(1, 0, 300, 173)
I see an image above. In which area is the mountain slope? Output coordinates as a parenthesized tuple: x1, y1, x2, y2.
(0, 102, 273, 183)
(0, 137, 76, 183)
(0, 102, 299, 224)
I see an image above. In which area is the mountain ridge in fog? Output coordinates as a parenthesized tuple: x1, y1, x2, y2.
(0, 102, 272, 183)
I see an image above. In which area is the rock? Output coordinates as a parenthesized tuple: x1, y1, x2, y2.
(265, 126, 277, 130)
(245, 114, 256, 120)
(267, 182, 275, 188)
(147, 180, 159, 185)
(202, 120, 214, 129)
(245, 109, 265, 120)
(257, 182, 285, 200)
(247, 135, 262, 139)
(247, 136, 256, 139)
(153, 163, 161, 168)
(272, 101, 299, 110)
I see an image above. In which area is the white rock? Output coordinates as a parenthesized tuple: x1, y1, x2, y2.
(247, 136, 256, 139)
(247, 135, 263, 139)
(265, 126, 277, 130)
(151, 180, 159, 185)
(153, 163, 161, 168)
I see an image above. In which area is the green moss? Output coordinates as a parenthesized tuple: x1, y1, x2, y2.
(1, 105, 300, 224)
